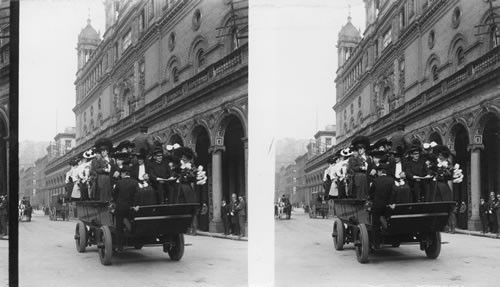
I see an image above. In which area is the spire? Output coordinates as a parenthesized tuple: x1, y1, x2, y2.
(348, 4, 352, 23)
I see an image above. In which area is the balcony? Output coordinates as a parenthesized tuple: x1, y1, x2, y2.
(48, 44, 248, 171)
(366, 45, 500, 137)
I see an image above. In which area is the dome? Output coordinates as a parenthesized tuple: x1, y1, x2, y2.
(338, 16, 361, 43)
(78, 19, 100, 45)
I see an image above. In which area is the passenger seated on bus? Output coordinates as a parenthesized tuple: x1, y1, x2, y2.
(112, 165, 140, 251)
(368, 163, 394, 230)
(390, 172, 412, 204)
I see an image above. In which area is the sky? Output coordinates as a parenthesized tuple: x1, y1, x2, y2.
(265, 0, 365, 140)
(19, 0, 105, 142)
(18, 0, 365, 142)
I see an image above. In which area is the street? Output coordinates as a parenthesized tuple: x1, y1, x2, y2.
(19, 211, 247, 287)
(275, 209, 500, 287)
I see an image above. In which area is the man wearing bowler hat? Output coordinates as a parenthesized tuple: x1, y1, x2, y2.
(368, 163, 395, 248)
(147, 147, 174, 204)
(112, 165, 140, 251)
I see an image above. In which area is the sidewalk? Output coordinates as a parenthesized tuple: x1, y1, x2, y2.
(453, 228, 500, 239)
(188, 230, 248, 242)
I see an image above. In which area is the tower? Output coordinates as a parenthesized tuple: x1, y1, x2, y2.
(76, 18, 101, 72)
(337, 14, 362, 68)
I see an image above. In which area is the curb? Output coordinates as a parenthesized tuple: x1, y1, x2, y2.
(187, 231, 248, 242)
(453, 229, 500, 239)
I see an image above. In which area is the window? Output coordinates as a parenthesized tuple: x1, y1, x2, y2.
(98, 98, 102, 110)
(344, 110, 346, 120)
(431, 65, 439, 81)
(196, 49, 205, 68)
(65, 140, 71, 149)
(358, 96, 361, 108)
(428, 30, 435, 49)
(123, 30, 132, 51)
(172, 67, 179, 83)
(192, 9, 202, 31)
(90, 105, 94, 117)
(350, 103, 354, 114)
(399, 8, 405, 29)
(489, 24, 499, 48)
(383, 28, 392, 49)
(451, 7, 461, 29)
(114, 42, 119, 61)
(139, 9, 145, 30)
(326, 138, 332, 146)
(83, 112, 87, 122)
(114, 1, 120, 20)
(456, 47, 465, 67)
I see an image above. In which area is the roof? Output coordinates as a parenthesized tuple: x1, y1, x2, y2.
(78, 19, 100, 45)
(338, 16, 361, 43)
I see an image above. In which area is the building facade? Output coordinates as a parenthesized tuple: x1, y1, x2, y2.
(334, 0, 500, 230)
(0, 0, 9, 196)
(44, 0, 248, 233)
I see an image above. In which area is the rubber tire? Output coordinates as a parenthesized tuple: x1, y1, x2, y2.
(75, 221, 87, 253)
(167, 234, 185, 261)
(392, 242, 401, 248)
(333, 218, 345, 251)
(425, 232, 441, 259)
(356, 224, 370, 264)
(134, 244, 143, 250)
(99, 226, 113, 265)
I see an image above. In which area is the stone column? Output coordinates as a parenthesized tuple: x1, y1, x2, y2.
(209, 145, 225, 233)
(467, 144, 484, 231)
(242, 136, 248, 236)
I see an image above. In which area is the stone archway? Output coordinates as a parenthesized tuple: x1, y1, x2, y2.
(450, 123, 469, 229)
(192, 125, 211, 231)
(221, 115, 245, 204)
(480, 113, 500, 200)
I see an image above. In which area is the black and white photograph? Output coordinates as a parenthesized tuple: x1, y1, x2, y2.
(18, 0, 247, 286)
(272, 0, 500, 286)
(6, 0, 500, 286)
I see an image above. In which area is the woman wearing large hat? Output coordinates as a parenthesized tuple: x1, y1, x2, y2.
(172, 146, 200, 204)
(90, 138, 115, 201)
(427, 145, 454, 202)
(347, 136, 372, 199)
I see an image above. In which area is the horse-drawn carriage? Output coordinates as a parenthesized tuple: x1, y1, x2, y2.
(276, 201, 291, 220)
(331, 198, 455, 263)
(18, 199, 33, 222)
(49, 194, 70, 221)
(74, 201, 198, 265)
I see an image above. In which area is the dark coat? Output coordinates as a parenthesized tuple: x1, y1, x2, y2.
(131, 162, 149, 182)
(146, 159, 171, 187)
(387, 160, 406, 179)
(369, 175, 395, 211)
(236, 200, 246, 217)
(403, 158, 430, 182)
(112, 177, 140, 212)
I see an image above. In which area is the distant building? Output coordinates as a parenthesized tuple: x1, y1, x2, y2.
(334, 0, 500, 231)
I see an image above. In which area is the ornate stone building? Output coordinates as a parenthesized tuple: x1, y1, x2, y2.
(44, 0, 248, 232)
(334, 0, 500, 231)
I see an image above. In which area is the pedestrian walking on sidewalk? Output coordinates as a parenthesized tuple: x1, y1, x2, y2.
(236, 196, 246, 238)
(480, 198, 489, 233)
(221, 200, 231, 235)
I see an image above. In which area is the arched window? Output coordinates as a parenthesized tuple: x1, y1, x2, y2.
(431, 65, 439, 81)
(489, 24, 499, 49)
(456, 47, 465, 67)
(172, 67, 179, 83)
(196, 49, 205, 68)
